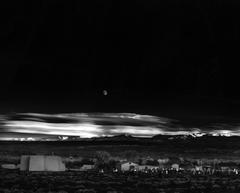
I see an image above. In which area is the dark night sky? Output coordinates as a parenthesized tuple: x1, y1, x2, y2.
(0, 0, 240, 115)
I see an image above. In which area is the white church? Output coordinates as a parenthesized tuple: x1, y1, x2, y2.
(20, 155, 66, 172)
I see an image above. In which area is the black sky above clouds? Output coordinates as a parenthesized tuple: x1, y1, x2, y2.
(0, 0, 240, 116)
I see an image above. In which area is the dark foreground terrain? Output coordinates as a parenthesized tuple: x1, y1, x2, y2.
(1, 169, 240, 193)
(1, 137, 240, 193)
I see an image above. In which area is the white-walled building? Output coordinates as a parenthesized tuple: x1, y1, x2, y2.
(20, 155, 65, 172)
(121, 162, 139, 171)
(195, 165, 203, 171)
(79, 164, 95, 171)
(20, 155, 30, 171)
(29, 156, 45, 171)
(158, 158, 169, 164)
(171, 164, 179, 170)
(44, 156, 65, 171)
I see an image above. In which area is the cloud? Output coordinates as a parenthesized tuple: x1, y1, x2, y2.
(1, 112, 240, 140)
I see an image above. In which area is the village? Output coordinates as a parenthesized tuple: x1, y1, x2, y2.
(1, 152, 240, 192)
(1, 151, 240, 175)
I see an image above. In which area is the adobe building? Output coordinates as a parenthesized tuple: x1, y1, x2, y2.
(121, 162, 139, 171)
(20, 155, 66, 172)
(20, 155, 30, 171)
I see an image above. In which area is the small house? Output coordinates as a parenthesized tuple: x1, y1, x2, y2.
(171, 164, 179, 170)
(158, 158, 169, 164)
(195, 166, 203, 171)
(121, 162, 139, 171)
(79, 164, 95, 171)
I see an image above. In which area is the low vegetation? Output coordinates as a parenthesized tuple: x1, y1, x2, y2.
(1, 169, 240, 193)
